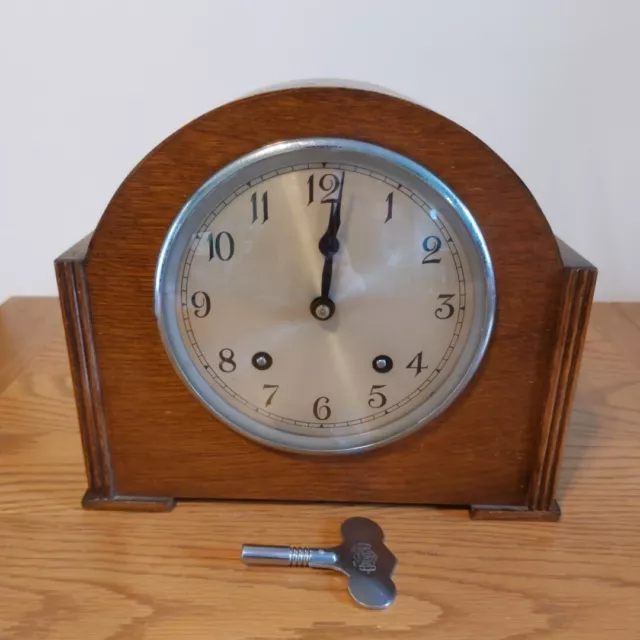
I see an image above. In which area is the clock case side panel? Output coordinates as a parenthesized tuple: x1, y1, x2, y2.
(530, 238, 597, 510)
(471, 238, 597, 521)
(54, 235, 175, 512)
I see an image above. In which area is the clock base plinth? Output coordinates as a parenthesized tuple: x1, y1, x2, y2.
(469, 501, 561, 522)
(82, 491, 176, 513)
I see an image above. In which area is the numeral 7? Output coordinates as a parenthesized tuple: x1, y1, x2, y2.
(263, 384, 279, 407)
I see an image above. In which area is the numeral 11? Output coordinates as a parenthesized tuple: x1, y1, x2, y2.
(251, 191, 269, 224)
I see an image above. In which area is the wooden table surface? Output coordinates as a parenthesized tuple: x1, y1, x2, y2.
(0, 297, 639, 639)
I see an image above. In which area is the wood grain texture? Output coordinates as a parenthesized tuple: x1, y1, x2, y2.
(55, 237, 113, 499)
(469, 501, 561, 522)
(73, 86, 576, 511)
(528, 243, 597, 511)
(82, 492, 175, 512)
(0, 297, 59, 395)
(1, 298, 639, 639)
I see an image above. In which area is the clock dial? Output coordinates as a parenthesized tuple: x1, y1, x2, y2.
(183, 168, 468, 426)
(156, 139, 495, 453)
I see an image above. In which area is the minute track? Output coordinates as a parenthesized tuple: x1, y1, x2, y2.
(180, 163, 467, 429)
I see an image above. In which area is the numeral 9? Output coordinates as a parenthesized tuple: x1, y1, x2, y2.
(191, 291, 211, 318)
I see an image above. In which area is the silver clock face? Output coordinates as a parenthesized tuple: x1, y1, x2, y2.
(155, 139, 495, 454)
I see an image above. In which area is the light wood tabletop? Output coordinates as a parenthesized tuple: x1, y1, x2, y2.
(0, 297, 639, 639)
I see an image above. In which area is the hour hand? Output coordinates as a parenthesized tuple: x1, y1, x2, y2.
(318, 203, 341, 258)
(311, 173, 345, 322)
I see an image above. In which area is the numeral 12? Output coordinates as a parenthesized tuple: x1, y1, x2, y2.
(307, 174, 341, 205)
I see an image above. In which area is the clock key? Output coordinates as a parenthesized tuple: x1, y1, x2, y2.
(241, 516, 397, 609)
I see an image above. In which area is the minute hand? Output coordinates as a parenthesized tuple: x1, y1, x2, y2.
(318, 172, 346, 300)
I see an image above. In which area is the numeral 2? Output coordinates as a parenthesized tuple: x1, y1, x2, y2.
(422, 236, 442, 264)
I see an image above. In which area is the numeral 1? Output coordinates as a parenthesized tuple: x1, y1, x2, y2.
(385, 192, 393, 223)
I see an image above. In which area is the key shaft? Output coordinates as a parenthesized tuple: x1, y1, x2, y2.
(241, 545, 337, 568)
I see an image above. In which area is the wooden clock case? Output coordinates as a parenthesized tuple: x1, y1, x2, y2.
(55, 85, 596, 520)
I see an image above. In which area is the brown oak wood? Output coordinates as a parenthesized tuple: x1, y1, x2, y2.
(0, 297, 59, 395)
(55, 235, 113, 499)
(56, 86, 596, 516)
(82, 491, 175, 512)
(470, 501, 561, 522)
(1, 298, 639, 639)
(528, 241, 597, 511)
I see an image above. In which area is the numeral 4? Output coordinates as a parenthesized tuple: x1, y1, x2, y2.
(406, 352, 427, 376)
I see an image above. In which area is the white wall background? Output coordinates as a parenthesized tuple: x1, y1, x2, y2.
(1, 0, 638, 303)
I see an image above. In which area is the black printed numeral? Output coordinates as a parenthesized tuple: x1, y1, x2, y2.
(218, 348, 236, 373)
(422, 236, 442, 264)
(190, 291, 211, 318)
(208, 231, 235, 261)
(385, 192, 393, 223)
(368, 385, 387, 409)
(312, 396, 331, 421)
(251, 191, 269, 224)
(435, 294, 456, 320)
(307, 174, 341, 205)
(406, 351, 427, 376)
(263, 384, 279, 407)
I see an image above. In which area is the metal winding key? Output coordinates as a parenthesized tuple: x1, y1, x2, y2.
(241, 517, 397, 609)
